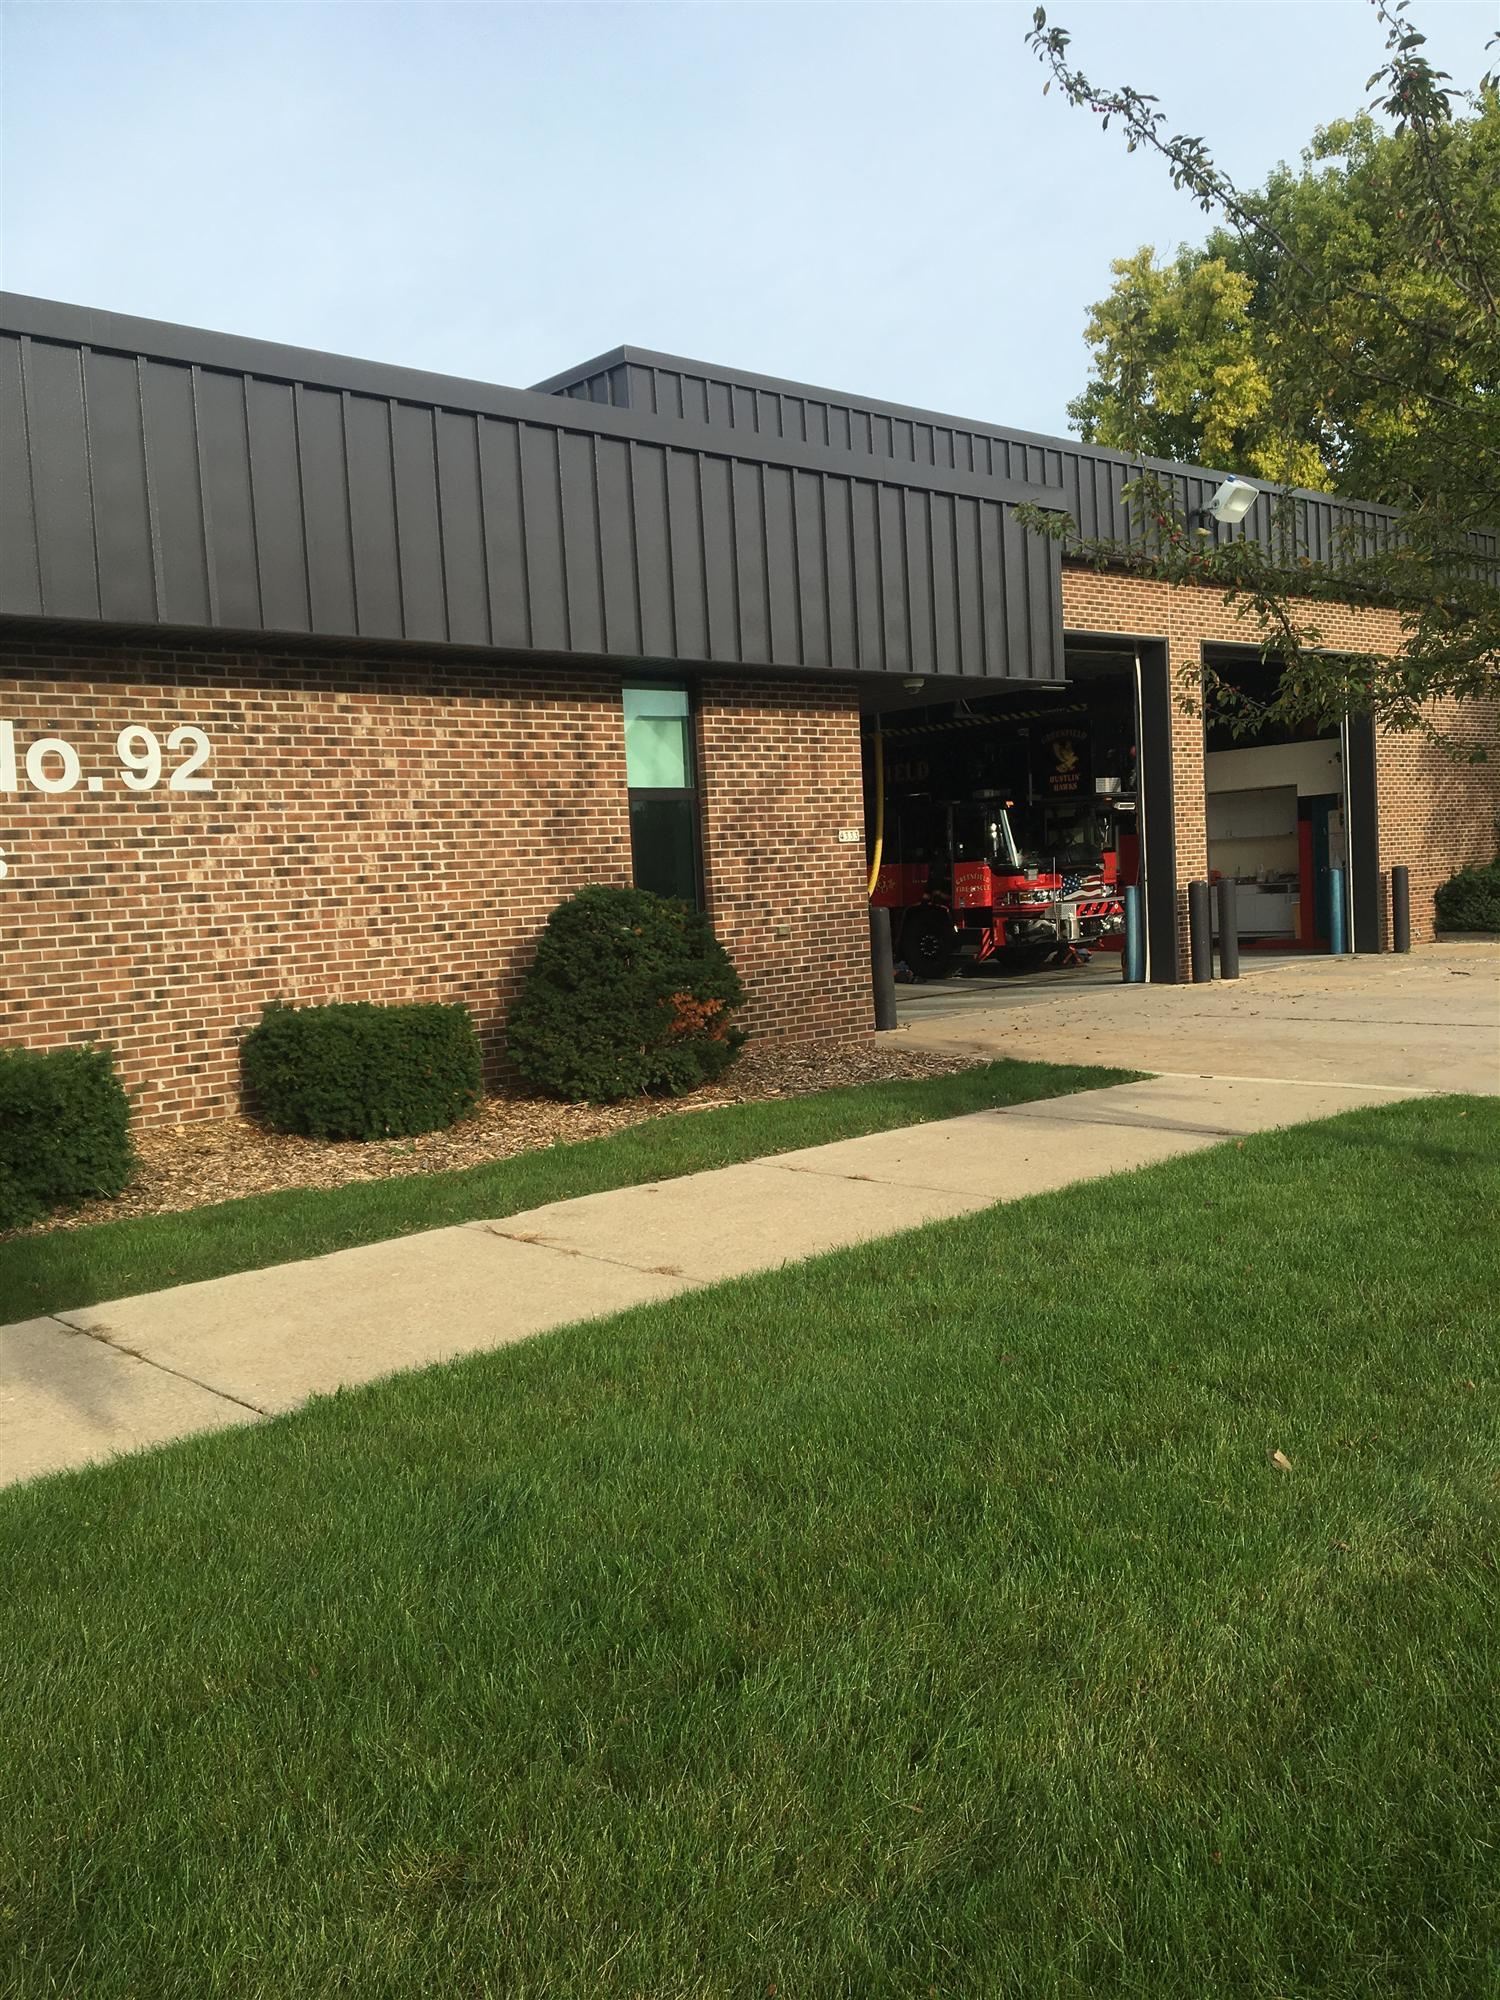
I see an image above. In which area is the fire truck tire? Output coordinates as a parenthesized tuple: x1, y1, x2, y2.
(900, 907, 959, 981)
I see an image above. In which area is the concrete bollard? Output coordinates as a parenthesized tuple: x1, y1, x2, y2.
(1216, 877, 1240, 980)
(1122, 885, 1145, 983)
(869, 906, 899, 1030)
(1391, 865, 1411, 953)
(1188, 881, 1213, 983)
(1329, 867, 1349, 956)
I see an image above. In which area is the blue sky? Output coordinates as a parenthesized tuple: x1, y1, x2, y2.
(3, 1, 1493, 436)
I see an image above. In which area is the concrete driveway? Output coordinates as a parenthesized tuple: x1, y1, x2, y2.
(895, 943, 1500, 1096)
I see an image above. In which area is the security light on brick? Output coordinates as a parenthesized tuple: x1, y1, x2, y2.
(1207, 477, 1260, 526)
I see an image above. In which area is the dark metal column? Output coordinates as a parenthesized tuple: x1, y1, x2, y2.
(1134, 640, 1181, 982)
(1188, 881, 1214, 982)
(1216, 877, 1241, 978)
(1344, 712, 1383, 951)
(1391, 865, 1411, 952)
(869, 907, 898, 1030)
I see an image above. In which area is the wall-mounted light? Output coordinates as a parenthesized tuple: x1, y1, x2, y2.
(1201, 476, 1259, 527)
(902, 677, 926, 693)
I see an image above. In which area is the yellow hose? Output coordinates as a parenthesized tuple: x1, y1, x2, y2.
(866, 716, 885, 898)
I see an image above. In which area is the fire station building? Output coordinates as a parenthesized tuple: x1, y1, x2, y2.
(3, 294, 1497, 1124)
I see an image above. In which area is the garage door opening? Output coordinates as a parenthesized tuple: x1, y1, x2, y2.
(860, 649, 1144, 989)
(1202, 648, 1379, 953)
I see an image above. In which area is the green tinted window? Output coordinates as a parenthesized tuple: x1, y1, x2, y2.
(629, 796, 699, 904)
(622, 685, 700, 907)
(624, 685, 693, 790)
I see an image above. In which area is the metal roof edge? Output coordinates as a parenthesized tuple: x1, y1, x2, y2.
(2, 295, 1394, 524)
(0, 295, 655, 445)
(533, 339, 1398, 521)
(527, 345, 632, 393)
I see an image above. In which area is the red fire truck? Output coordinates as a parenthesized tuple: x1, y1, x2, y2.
(871, 795, 1125, 978)
(868, 716, 1128, 980)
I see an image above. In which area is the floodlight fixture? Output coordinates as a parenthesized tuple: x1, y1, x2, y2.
(1205, 476, 1259, 526)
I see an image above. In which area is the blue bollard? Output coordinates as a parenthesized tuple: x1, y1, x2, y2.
(1122, 884, 1145, 983)
(1329, 866, 1348, 955)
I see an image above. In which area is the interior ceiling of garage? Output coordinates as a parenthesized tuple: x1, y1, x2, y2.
(856, 645, 1136, 719)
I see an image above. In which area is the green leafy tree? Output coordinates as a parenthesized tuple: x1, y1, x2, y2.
(1026, 1, 1499, 739)
(1070, 246, 1327, 490)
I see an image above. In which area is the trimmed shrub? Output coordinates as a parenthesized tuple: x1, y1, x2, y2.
(242, 1001, 483, 1140)
(1434, 859, 1500, 935)
(0, 1043, 133, 1230)
(507, 885, 747, 1102)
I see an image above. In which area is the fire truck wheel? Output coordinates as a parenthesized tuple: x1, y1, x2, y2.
(900, 908, 959, 981)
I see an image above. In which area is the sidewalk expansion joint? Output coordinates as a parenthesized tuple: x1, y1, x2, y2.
(974, 1106, 1246, 1140)
(48, 1313, 270, 1417)
(1147, 1070, 1433, 1094)
(476, 1224, 689, 1282)
(764, 1161, 997, 1200)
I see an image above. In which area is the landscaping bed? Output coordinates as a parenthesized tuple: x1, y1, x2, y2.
(1, 1054, 1123, 1321)
(11, 1036, 975, 1235)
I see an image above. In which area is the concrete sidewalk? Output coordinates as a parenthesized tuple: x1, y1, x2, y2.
(1, 1071, 1414, 1489)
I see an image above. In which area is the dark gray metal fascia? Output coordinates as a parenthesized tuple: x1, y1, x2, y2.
(0, 295, 1065, 515)
(535, 339, 1399, 523)
(529, 345, 633, 395)
(2, 295, 1072, 681)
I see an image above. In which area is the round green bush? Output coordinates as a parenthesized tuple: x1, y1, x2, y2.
(0, 1042, 134, 1230)
(1434, 860, 1500, 935)
(507, 885, 747, 1102)
(241, 1001, 483, 1140)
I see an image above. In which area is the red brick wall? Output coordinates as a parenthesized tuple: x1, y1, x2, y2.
(697, 678, 870, 1044)
(1373, 697, 1500, 944)
(1060, 566, 1500, 960)
(2, 639, 871, 1125)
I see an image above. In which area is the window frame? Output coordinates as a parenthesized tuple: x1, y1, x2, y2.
(622, 680, 704, 910)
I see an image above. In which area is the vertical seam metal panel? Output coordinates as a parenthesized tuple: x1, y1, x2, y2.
(188, 366, 221, 625)
(624, 440, 648, 660)
(383, 397, 409, 638)
(246, 374, 312, 632)
(285, 379, 316, 631)
(74, 345, 107, 620)
(23, 336, 105, 618)
(8, 319, 1082, 682)
(475, 417, 525, 648)
(135, 355, 164, 620)
(237, 374, 267, 631)
(2, 337, 46, 615)
(82, 346, 156, 625)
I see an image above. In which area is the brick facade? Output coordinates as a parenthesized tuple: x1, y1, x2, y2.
(697, 678, 870, 1044)
(1, 640, 870, 1126)
(5, 569, 1495, 1128)
(1372, 698, 1500, 945)
(1061, 565, 1500, 961)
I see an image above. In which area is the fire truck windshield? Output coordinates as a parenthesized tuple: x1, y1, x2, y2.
(1032, 802, 1115, 867)
(951, 805, 1021, 870)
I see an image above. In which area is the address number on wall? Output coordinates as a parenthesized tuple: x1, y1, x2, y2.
(0, 720, 215, 796)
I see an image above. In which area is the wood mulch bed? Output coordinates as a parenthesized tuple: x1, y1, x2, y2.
(20, 1038, 977, 1234)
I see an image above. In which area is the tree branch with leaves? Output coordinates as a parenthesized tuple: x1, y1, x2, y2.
(1025, 0, 1499, 743)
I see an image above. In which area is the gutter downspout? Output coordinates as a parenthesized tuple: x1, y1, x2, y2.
(866, 715, 885, 898)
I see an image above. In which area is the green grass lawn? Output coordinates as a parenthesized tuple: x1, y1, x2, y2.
(3, 1095, 1498, 1997)
(0, 1058, 1129, 1321)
